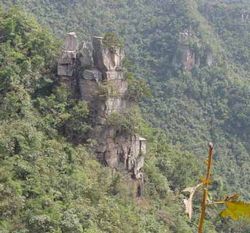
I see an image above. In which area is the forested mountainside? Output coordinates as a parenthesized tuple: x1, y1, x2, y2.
(3, 0, 249, 198)
(0, 8, 204, 233)
(0, 0, 250, 232)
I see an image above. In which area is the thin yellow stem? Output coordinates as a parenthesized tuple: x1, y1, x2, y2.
(198, 143, 214, 233)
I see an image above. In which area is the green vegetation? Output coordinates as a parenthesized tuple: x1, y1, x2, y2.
(184, 144, 250, 233)
(106, 107, 146, 135)
(0, 7, 203, 233)
(126, 71, 151, 102)
(97, 81, 120, 98)
(1, 0, 250, 232)
(103, 32, 124, 50)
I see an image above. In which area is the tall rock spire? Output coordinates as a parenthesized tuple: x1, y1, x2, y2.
(57, 33, 146, 196)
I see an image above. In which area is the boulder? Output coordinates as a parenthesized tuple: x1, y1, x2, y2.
(93, 126, 146, 176)
(104, 98, 127, 115)
(63, 32, 78, 52)
(83, 69, 102, 81)
(92, 36, 125, 72)
(58, 32, 78, 77)
(79, 69, 102, 102)
(134, 156, 144, 179)
(138, 137, 147, 155)
(105, 71, 124, 80)
(57, 63, 75, 77)
(104, 138, 119, 168)
(78, 42, 93, 68)
(58, 51, 77, 65)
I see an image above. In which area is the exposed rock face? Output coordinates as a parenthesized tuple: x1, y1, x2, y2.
(93, 36, 125, 72)
(58, 32, 78, 76)
(240, 10, 249, 23)
(95, 128, 145, 179)
(57, 33, 146, 190)
(174, 29, 213, 71)
(78, 42, 93, 68)
(180, 45, 197, 71)
(78, 69, 102, 103)
(205, 49, 213, 67)
(173, 30, 197, 71)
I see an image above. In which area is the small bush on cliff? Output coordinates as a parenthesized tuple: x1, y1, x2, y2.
(103, 32, 124, 49)
(126, 71, 151, 102)
(106, 107, 145, 135)
(97, 81, 120, 98)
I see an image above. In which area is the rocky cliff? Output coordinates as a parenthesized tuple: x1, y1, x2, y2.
(173, 29, 214, 71)
(57, 32, 146, 194)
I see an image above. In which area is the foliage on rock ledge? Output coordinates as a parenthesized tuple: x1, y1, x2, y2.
(103, 32, 124, 50)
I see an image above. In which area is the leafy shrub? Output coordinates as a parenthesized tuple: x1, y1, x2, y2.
(28, 215, 55, 233)
(61, 209, 83, 233)
(103, 32, 124, 50)
(97, 81, 120, 98)
(126, 72, 151, 102)
(106, 107, 144, 135)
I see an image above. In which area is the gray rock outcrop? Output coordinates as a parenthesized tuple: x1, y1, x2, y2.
(57, 33, 146, 192)
(78, 42, 93, 68)
(173, 29, 213, 71)
(93, 36, 125, 72)
(58, 32, 78, 77)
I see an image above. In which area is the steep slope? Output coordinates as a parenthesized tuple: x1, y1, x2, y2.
(4, 0, 249, 199)
(1, 0, 250, 231)
(0, 7, 206, 233)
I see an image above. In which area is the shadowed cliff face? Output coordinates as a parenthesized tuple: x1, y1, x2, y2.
(57, 32, 146, 186)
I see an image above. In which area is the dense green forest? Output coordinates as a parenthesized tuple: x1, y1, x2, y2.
(2, 0, 249, 198)
(0, 0, 250, 232)
(0, 7, 203, 233)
